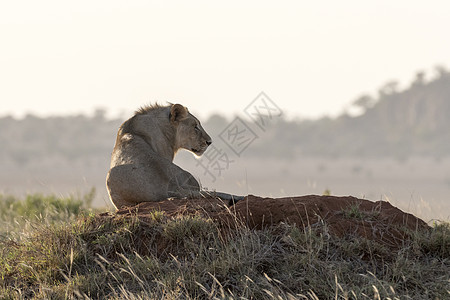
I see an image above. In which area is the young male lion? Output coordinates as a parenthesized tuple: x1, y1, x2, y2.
(106, 103, 244, 209)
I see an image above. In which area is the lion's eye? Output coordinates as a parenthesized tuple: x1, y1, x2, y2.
(194, 125, 200, 131)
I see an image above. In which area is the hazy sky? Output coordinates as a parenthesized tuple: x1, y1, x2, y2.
(1, 1, 450, 120)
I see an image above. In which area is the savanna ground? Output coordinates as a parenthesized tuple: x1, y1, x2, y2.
(0, 191, 449, 299)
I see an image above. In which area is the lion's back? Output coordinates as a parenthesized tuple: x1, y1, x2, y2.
(106, 133, 171, 207)
(106, 104, 207, 209)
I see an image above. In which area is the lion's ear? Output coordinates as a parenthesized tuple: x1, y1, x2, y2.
(170, 104, 188, 123)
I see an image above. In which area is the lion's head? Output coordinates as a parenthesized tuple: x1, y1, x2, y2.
(170, 104, 212, 156)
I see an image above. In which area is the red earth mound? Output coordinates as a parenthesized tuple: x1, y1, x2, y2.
(113, 195, 429, 250)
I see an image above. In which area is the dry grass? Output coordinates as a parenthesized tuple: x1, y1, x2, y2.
(0, 193, 449, 299)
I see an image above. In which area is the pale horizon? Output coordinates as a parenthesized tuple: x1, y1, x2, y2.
(1, 1, 450, 120)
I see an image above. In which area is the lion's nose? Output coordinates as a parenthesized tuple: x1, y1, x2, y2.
(206, 140, 212, 146)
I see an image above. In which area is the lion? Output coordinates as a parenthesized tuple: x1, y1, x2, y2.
(106, 103, 244, 209)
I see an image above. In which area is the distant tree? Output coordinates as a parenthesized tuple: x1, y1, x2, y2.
(204, 113, 228, 133)
(412, 71, 426, 86)
(378, 80, 399, 97)
(93, 108, 107, 121)
(351, 94, 375, 112)
(434, 65, 449, 78)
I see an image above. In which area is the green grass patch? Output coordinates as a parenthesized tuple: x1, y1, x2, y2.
(0, 189, 97, 241)
(342, 203, 380, 221)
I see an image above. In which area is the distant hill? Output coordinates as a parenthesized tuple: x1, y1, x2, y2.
(230, 66, 450, 159)
(1, 67, 449, 170)
(0, 111, 121, 168)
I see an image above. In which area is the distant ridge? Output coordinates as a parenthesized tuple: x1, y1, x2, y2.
(1, 67, 449, 165)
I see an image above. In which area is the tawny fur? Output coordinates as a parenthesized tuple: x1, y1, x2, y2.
(106, 103, 243, 209)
